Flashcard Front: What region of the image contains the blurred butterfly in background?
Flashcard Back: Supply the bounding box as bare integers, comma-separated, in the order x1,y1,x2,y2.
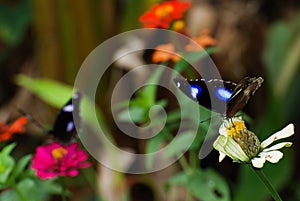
173,76,264,118
0,116,28,142
48,92,82,143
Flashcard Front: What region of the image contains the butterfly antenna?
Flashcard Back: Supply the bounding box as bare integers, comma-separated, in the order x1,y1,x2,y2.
17,108,49,134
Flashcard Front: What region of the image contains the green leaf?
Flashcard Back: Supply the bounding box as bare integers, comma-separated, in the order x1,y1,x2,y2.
146,128,170,169
167,169,230,201
0,157,14,184
0,0,31,46
263,22,293,87
10,154,32,181
163,131,196,158
15,74,74,108
181,48,217,63
0,178,61,201
1,143,16,156
174,47,218,74
137,66,165,106
165,110,181,123
117,106,147,123
0,144,16,184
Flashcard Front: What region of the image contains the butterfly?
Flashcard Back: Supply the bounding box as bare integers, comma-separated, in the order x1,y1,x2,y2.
48,92,82,143
173,76,264,118
0,116,28,142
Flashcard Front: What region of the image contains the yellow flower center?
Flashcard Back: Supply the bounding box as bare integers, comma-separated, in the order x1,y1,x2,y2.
172,20,185,31
52,147,67,160
155,5,174,18
226,121,246,137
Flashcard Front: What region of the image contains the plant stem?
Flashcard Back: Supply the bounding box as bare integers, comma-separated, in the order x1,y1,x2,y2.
189,150,199,172
251,167,283,201
12,183,27,201
60,176,67,201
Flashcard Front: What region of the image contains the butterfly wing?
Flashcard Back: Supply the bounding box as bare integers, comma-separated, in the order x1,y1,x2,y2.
49,92,82,142
226,77,264,118
173,77,237,114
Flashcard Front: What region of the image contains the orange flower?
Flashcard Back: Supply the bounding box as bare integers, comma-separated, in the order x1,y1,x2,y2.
152,43,181,63
0,116,28,141
139,0,191,29
185,29,217,51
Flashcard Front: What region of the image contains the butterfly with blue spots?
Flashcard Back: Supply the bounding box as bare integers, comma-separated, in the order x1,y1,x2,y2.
174,77,263,118
49,92,82,143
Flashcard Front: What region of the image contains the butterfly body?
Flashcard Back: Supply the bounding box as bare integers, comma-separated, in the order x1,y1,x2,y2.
174,77,263,118
49,92,81,143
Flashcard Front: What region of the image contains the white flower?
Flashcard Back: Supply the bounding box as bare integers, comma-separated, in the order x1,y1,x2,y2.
251,124,294,168
213,117,295,168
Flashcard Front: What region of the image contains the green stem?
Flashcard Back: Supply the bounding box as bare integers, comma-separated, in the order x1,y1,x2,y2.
60,176,67,201
178,156,190,172
190,150,199,172
251,167,283,201
12,183,27,201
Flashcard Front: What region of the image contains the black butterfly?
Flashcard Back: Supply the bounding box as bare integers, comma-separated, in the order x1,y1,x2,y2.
48,92,82,142
173,77,264,118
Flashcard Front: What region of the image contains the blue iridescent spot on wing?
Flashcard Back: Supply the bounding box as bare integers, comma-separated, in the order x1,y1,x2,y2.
215,88,233,101
190,84,203,99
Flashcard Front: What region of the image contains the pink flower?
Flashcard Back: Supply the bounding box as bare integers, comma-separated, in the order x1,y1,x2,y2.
31,142,90,179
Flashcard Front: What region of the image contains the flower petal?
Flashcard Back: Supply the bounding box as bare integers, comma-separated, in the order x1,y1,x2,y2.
213,134,249,162
260,150,283,163
261,124,294,148
263,142,292,152
219,152,227,162
251,156,266,168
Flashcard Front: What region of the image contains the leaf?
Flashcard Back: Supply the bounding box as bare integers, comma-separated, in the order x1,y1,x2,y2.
145,128,170,169
0,0,31,47
262,22,293,87
0,178,61,201
117,106,147,123
9,154,32,181
166,110,181,123
15,74,73,108
138,66,165,106
0,144,16,184
167,169,230,201
1,143,16,156
181,48,217,63
163,131,196,158
174,47,218,73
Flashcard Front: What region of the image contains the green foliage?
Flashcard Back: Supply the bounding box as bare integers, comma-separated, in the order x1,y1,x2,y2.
0,0,31,45
0,0,31,61
232,12,300,201
15,74,74,108
163,131,196,158
234,153,293,201
0,178,61,201
0,143,61,201
174,47,218,77
167,169,230,201
16,74,114,143
0,144,16,184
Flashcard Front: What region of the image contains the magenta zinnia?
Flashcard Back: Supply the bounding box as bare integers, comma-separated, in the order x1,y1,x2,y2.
31,142,90,179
